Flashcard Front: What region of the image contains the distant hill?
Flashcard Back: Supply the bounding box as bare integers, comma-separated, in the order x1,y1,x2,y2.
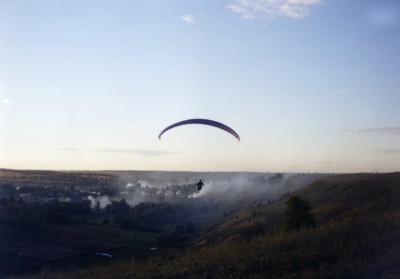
16,172,400,279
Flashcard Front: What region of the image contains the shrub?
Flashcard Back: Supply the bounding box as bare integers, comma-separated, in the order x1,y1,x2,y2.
284,195,315,231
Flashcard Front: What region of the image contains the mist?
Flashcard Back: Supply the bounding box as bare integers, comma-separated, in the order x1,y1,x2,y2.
102,171,325,208
88,195,111,209
188,173,323,204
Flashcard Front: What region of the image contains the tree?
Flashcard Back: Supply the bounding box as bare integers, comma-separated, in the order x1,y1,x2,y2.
105,199,130,214
284,195,315,231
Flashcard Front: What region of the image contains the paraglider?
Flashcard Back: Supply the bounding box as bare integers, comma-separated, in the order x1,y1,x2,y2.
158,118,240,142
197,179,204,191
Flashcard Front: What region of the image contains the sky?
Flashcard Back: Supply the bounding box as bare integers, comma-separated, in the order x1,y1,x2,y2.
1,0,400,173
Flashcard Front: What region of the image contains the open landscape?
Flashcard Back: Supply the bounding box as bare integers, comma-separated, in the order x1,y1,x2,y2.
2,1,400,278
1,169,400,278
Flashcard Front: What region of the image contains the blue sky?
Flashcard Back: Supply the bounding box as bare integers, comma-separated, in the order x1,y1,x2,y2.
1,0,400,172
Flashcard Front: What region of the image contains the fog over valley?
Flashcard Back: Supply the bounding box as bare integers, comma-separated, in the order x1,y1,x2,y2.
86,171,325,209
0,169,324,211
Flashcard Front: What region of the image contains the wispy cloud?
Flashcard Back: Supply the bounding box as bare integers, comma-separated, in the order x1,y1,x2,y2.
375,149,400,155
95,147,181,156
228,0,321,19
180,14,196,23
345,127,400,135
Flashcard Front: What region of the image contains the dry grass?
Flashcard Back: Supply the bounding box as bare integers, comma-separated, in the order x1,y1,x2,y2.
7,172,400,279
11,211,400,279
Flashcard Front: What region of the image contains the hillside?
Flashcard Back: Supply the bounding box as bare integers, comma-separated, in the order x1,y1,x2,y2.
8,172,400,279
193,172,400,246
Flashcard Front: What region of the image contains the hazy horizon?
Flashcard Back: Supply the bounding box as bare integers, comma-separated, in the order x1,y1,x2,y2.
1,0,400,173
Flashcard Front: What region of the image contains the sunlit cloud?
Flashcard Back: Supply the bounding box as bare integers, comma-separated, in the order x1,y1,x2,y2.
2,98,12,104
180,14,196,23
95,147,181,156
228,0,321,19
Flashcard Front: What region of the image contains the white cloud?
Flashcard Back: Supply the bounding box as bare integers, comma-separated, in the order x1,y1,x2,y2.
180,14,196,23
228,0,321,19
2,98,12,104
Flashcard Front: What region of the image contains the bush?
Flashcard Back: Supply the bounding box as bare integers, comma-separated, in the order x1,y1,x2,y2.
284,195,315,231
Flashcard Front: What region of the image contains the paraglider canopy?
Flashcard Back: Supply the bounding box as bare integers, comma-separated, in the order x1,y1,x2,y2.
158,118,240,142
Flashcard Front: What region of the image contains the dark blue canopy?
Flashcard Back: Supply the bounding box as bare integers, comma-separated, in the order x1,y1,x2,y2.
158,118,240,142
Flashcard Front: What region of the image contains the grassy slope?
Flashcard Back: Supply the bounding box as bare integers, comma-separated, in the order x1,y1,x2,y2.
193,172,400,245
7,172,400,279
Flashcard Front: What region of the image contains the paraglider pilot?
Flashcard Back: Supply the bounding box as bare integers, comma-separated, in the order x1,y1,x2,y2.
197,179,204,191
